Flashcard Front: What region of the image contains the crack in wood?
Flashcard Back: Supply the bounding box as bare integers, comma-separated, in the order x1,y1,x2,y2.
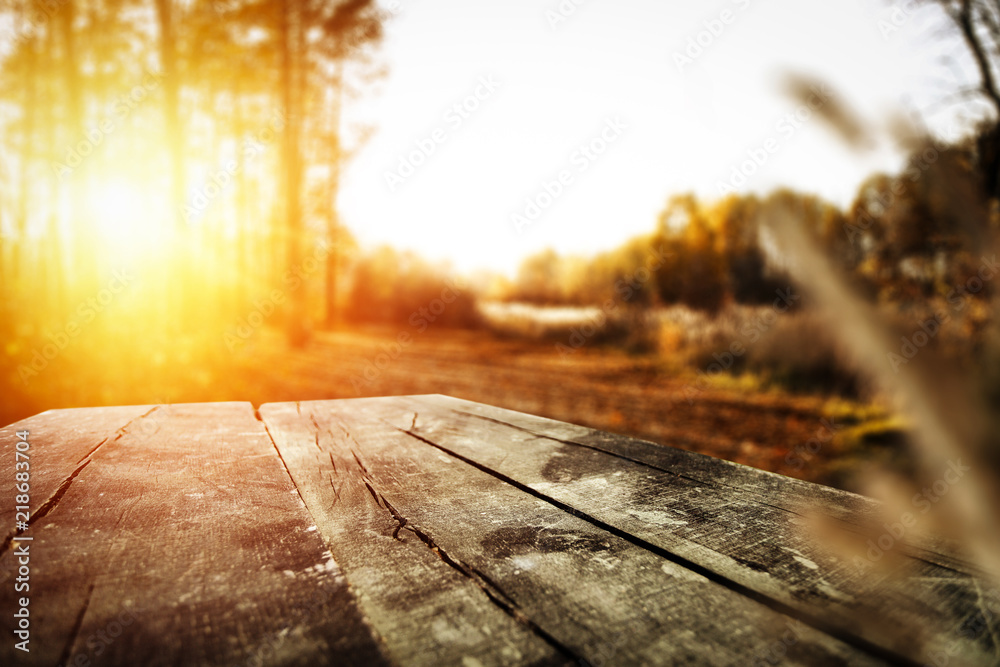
56,582,94,667
73,406,160,465
355,464,584,665
327,473,342,509
76,436,110,465
445,407,914,539
254,406,395,665
254,407,310,512
451,408,746,494
31,458,94,527
361,480,381,507
308,413,323,452
393,425,923,667
0,405,166,558
444,405,982,578
0,455,97,560
351,450,371,476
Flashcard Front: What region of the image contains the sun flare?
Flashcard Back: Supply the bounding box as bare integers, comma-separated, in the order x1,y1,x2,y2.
86,179,171,256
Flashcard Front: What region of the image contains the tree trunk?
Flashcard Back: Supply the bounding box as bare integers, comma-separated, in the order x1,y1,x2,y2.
234,73,251,313
281,0,308,347
953,0,1000,199
153,0,185,329
325,64,343,328
59,0,87,300
14,29,36,296
45,14,65,316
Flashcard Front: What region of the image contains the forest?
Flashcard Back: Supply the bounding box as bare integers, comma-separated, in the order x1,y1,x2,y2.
0,0,384,350
1,0,999,509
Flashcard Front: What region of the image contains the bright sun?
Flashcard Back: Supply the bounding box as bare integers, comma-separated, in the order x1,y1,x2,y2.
87,180,171,255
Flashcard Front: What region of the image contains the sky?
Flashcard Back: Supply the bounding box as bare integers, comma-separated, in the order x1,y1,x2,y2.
337,0,977,276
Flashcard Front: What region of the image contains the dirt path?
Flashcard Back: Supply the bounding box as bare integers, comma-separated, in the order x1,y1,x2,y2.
231,327,873,489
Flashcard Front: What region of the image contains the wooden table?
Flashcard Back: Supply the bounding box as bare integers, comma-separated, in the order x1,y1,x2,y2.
0,396,995,666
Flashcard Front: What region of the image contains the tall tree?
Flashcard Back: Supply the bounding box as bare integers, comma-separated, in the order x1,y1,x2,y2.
15,28,37,296
153,0,188,328
280,0,384,342
926,0,1000,197
59,0,86,300
279,0,307,346
317,0,384,326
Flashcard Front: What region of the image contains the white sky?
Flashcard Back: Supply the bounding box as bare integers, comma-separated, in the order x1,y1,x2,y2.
338,0,981,276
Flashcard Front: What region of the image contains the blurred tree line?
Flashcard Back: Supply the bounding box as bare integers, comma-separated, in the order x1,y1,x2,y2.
342,245,481,329
501,191,805,312
500,135,997,315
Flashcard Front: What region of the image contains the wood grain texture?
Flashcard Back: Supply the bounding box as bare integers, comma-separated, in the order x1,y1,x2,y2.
262,398,884,666
260,401,568,667
377,394,996,667
3,396,995,666
0,402,390,667
0,405,157,570
410,394,975,574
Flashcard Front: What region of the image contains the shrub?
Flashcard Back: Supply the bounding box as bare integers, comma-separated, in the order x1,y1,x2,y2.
744,314,867,398
343,247,482,330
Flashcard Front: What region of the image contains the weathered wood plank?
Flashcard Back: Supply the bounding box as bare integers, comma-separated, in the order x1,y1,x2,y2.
0,402,390,667
0,404,158,573
370,394,994,667
259,401,566,667
412,394,974,574
270,398,885,666
413,395,878,519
